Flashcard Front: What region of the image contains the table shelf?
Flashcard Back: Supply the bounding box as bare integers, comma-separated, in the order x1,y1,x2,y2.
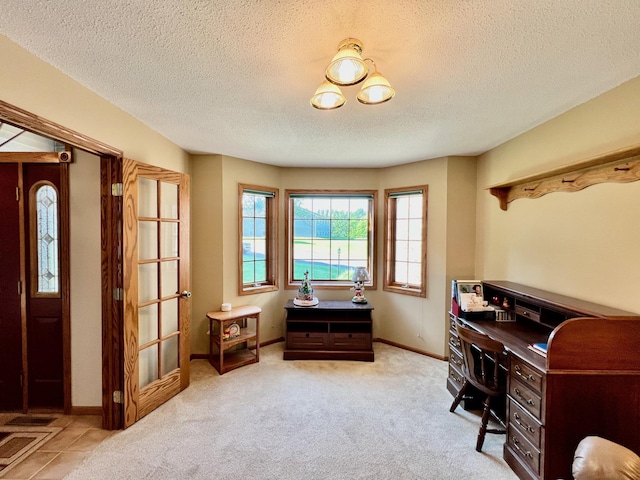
206,305,261,375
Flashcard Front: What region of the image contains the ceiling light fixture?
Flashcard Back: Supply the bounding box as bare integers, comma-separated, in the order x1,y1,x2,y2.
310,38,395,110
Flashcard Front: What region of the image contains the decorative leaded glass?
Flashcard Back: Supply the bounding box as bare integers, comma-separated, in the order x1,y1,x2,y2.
35,184,59,293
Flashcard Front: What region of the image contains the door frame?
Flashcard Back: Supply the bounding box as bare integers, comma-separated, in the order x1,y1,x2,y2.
0,99,125,428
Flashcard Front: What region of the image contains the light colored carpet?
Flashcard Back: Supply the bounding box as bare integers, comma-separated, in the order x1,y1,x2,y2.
65,343,518,480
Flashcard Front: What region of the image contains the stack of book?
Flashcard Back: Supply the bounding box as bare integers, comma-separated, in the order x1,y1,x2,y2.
527,342,548,356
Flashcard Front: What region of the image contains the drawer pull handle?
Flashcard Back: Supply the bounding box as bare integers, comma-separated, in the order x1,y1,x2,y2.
514,388,536,407
305,333,310,337
514,365,536,382
522,311,529,316
512,438,533,458
513,413,535,433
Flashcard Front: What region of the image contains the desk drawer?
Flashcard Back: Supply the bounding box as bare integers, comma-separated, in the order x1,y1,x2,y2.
448,365,464,389
507,424,541,475
329,333,370,350
449,346,463,370
508,397,542,448
449,333,461,351
287,332,328,349
510,378,542,420
514,304,540,323
510,357,544,395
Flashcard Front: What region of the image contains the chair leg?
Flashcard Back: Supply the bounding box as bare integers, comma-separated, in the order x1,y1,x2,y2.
449,380,468,413
476,395,492,452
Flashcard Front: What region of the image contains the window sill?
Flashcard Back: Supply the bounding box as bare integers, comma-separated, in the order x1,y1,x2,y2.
383,285,425,298
239,284,278,296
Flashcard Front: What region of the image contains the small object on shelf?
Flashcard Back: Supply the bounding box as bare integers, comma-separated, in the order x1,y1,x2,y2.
293,270,318,306
223,323,241,341
351,267,370,304
495,308,516,322
502,298,511,309
221,302,232,312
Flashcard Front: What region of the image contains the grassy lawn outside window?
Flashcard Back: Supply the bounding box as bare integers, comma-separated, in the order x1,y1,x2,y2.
239,184,278,295
285,190,376,289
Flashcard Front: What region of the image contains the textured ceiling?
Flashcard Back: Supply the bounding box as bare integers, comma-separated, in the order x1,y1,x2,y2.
2,1,640,168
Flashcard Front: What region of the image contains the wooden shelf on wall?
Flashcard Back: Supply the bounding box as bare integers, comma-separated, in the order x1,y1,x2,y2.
488,143,640,210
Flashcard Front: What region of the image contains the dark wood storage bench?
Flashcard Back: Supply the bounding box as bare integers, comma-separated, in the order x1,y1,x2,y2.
283,300,374,361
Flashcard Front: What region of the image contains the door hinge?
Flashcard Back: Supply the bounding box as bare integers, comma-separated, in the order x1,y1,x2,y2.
113,288,123,301
16,186,20,202
17,280,22,295
113,390,124,404
111,183,123,197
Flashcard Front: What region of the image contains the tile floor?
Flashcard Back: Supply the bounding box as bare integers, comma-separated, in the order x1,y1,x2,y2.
0,414,113,480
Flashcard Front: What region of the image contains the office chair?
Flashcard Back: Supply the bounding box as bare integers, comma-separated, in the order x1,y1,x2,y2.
449,323,507,452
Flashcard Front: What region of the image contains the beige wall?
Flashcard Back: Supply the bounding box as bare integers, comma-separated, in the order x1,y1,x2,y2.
69,150,102,406
190,157,469,358
476,75,640,313
0,35,189,172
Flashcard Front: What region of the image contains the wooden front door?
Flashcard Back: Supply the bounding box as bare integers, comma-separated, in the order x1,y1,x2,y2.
0,161,67,410
122,159,190,428
0,164,23,410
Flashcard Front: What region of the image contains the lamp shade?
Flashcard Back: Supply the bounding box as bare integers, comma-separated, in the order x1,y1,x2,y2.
325,38,368,86
310,80,346,110
356,71,395,105
352,267,370,282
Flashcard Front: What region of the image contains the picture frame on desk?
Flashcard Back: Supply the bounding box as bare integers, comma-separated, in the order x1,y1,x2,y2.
456,280,483,299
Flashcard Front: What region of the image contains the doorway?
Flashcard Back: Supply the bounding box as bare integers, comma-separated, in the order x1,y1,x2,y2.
0,160,68,410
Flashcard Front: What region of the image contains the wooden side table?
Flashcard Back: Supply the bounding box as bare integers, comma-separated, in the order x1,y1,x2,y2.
206,305,261,374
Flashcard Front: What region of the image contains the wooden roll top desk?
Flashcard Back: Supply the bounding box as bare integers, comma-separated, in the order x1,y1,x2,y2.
447,281,640,480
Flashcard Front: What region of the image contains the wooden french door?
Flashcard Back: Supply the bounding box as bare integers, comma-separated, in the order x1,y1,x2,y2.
122,159,190,428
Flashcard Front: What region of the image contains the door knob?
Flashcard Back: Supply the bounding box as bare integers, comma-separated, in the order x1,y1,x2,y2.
181,290,192,298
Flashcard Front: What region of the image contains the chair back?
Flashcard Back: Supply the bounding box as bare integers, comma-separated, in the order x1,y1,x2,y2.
455,324,507,397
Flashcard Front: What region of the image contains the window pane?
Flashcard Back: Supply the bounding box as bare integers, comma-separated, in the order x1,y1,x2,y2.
409,194,423,217
138,178,157,218
160,182,178,219
138,263,158,303
161,335,179,376
161,298,179,336
35,185,59,293
139,304,158,345
289,193,373,283
408,263,422,285
161,260,178,297
139,344,158,388
240,187,277,290
139,221,158,260
385,188,427,295
408,240,422,263
161,222,178,258
396,219,409,241
396,197,409,218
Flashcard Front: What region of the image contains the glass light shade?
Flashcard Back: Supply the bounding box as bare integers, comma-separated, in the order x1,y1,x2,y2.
352,267,370,282
356,72,395,105
325,41,368,86
310,80,346,110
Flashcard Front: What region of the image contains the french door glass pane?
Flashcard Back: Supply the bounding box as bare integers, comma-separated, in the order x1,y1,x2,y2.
161,222,178,258
139,344,158,388
138,304,159,345
161,261,178,297
138,221,158,260
161,298,179,337
160,182,178,219
138,178,157,218
138,263,158,303
161,336,179,376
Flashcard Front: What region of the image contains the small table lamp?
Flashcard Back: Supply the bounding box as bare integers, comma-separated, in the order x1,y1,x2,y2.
351,267,370,303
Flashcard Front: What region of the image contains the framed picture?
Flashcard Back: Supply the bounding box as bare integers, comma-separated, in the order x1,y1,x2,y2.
456,280,483,299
